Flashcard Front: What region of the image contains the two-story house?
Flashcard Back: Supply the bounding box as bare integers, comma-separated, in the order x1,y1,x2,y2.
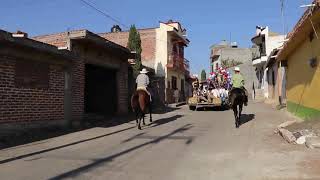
251,26,285,98
100,20,190,104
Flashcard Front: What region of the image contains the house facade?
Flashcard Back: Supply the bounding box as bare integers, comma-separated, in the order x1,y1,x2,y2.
0,30,75,132
251,26,285,98
277,1,320,119
0,29,133,135
210,41,258,96
34,30,133,122
99,21,191,104
264,48,286,105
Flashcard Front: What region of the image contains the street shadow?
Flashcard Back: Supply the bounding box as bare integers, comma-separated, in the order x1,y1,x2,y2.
152,106,180,114
49,124,193,180
239,114,255,126
0,114,137,150
150,115,184,128
0,125,137,165
87,113,136,128
195,106,230,112
121,131,194,145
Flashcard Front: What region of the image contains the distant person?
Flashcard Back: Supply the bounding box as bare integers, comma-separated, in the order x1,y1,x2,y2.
231,67,248,106
136,68,151,101
173,88,179,103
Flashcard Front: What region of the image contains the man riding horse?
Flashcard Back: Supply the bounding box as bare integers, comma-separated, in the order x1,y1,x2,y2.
131,68,152,130
230,67,248,106
229,67,249,128
136,68,152,101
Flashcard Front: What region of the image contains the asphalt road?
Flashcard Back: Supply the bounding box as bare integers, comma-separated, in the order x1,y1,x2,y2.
0,102,319,180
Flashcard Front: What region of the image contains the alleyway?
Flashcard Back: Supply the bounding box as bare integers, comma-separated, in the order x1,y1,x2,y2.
0,102,319,180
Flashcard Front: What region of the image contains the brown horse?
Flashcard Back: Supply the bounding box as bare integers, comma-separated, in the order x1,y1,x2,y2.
131,90,152,130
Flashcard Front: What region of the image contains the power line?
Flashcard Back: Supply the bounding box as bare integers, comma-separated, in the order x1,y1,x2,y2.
78,0,128,28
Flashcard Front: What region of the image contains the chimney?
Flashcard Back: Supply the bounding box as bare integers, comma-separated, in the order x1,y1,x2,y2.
12,30,28,38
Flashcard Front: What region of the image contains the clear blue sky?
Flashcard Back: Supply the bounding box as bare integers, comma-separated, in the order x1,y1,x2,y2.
0,0,311,74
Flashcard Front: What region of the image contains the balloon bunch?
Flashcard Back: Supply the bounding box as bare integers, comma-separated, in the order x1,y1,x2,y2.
208,67,232,89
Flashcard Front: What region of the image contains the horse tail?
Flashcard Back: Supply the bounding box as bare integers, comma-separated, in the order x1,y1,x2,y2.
138,91,148,113
131,91,140,112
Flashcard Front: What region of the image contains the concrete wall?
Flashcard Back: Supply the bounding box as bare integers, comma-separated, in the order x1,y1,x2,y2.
219,48,253,64
155,24,170,77
211,46,258,97
285,28,320,119
228,60,258,97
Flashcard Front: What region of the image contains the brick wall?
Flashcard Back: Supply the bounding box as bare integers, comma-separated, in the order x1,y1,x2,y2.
71,58,85,121
72,44,128,115
0,56,65,124
99,28,157,67
33,31,130,117
117,61,129,114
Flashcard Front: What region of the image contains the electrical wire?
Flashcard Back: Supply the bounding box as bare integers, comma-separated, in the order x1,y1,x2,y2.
78,0,128,28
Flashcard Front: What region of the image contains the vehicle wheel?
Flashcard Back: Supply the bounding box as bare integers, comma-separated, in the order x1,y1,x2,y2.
189,106,196,111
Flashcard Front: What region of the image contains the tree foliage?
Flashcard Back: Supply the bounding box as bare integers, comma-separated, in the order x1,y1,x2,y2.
200,69,206,82
127,25,142,77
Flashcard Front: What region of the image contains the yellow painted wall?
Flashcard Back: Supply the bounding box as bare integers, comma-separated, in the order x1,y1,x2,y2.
286,29,320,111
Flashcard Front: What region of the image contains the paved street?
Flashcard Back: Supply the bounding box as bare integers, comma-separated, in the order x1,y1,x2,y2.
0,102,319,180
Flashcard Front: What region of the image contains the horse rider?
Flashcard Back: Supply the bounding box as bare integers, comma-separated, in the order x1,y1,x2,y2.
231,67,248,106
136,68,152,101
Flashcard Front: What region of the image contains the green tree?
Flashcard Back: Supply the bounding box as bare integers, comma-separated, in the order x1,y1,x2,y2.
200,69,206,82
127,25,142,77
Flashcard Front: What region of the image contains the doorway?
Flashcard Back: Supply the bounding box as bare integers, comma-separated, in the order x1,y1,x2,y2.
85,64,117,116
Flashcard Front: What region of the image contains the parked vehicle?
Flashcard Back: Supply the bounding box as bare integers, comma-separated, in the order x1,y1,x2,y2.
188,81,229,111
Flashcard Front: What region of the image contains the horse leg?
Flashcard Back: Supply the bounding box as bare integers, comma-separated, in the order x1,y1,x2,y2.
142,113,146,126
149,103,153,123
135,112,139,125
138,115,142,130
136,111,142,130
238,104,243,126
233,106,239,128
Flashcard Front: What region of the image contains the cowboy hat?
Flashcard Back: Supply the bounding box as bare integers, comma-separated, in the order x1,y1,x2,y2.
140,68,149,74
234,67,240,71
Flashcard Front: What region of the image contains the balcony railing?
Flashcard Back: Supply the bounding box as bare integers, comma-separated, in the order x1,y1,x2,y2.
167,54,190,73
